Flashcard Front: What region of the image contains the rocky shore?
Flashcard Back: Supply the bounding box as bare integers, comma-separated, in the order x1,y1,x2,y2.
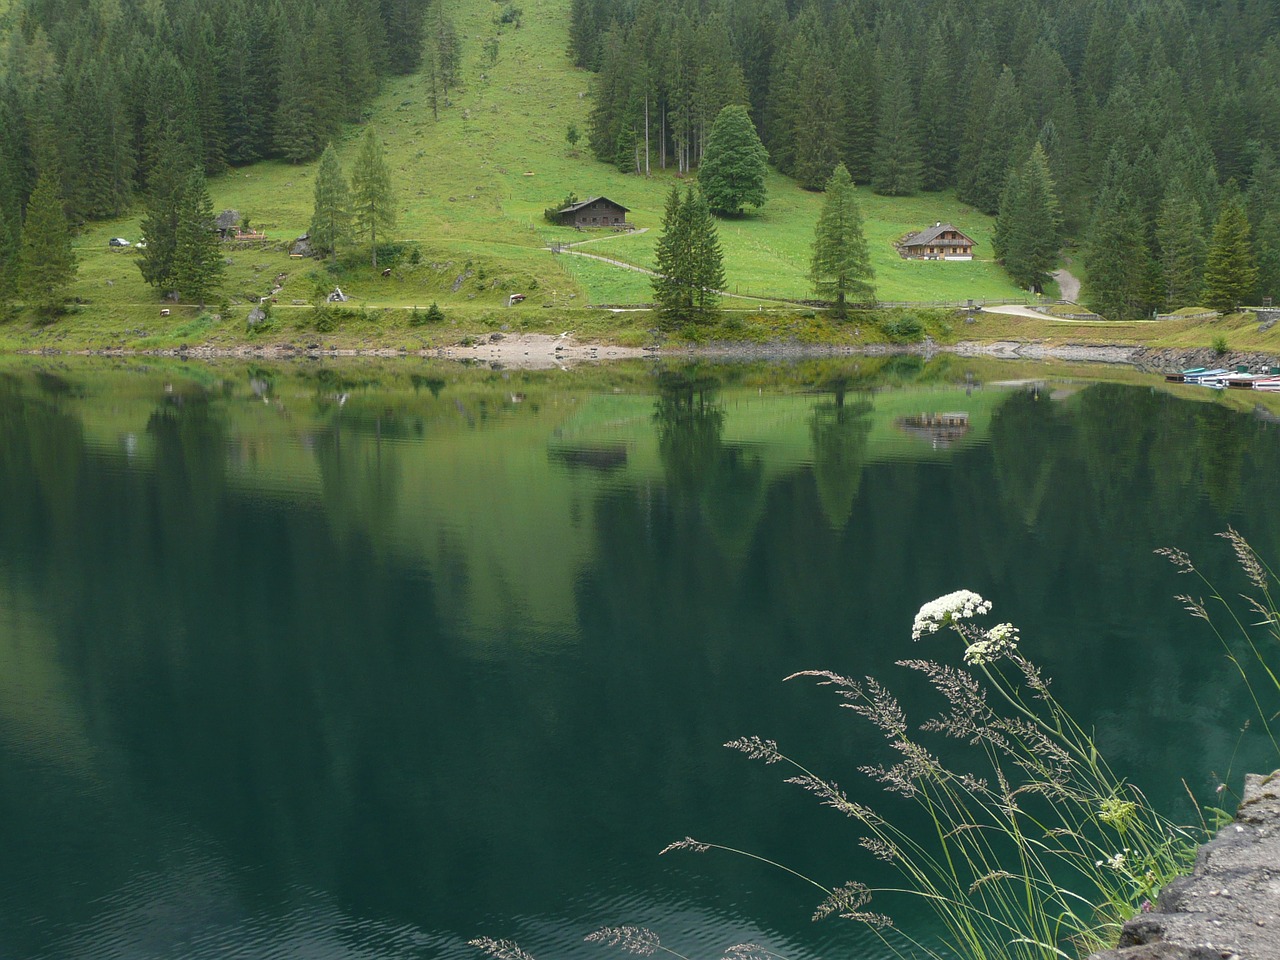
1088,772,1280,960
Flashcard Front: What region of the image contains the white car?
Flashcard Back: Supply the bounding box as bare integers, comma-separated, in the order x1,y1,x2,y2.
108,237,130,247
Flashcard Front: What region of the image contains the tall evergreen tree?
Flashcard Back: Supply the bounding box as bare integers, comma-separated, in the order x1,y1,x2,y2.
1202,193,1259,313
310,143,352,260
653,185,724,326
871,50,922,196
994,143,1062,293
1247,148,1280,304
809,163,875,316
17,169,76,317
171,169,225,306
1155,183,1205,310
137,127,194,294
350,126,396,268
652,186,690,325
698,105,769,216
1085,188,1157,320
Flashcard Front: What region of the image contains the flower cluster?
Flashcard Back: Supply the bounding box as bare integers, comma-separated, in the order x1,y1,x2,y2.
911,590,993,641
963,622,1020,665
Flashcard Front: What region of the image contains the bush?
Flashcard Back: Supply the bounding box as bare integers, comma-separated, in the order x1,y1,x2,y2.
1212,334,1229,355
410,302,445,327
882,312,924,343
545,191,578,225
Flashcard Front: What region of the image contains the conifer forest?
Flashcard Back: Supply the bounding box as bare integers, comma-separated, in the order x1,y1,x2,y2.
1,0,1280,318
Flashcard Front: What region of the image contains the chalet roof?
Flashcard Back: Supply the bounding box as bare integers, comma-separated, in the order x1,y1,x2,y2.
903,223,976,247
559,196,630,214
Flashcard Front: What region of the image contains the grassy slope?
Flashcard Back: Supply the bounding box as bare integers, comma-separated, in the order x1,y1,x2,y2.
4,0,1276,358
5,0,1039,348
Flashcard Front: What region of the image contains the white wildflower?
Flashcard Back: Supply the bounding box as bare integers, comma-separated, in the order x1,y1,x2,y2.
1095,850,1128,871
965,622,1020,663
912,590,993,641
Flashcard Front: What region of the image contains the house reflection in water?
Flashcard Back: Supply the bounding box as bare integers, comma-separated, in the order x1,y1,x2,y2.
894,411,971,448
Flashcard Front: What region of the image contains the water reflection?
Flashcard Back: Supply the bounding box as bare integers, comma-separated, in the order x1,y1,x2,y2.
0,358,1279,960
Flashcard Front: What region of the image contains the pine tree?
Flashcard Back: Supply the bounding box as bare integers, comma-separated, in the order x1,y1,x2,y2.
790,58,846,191
18,170,76,317
171,170,225,307
1202,193,1259,313
809,163,875,317
698,105,769,216
309,143,352,260
1156,184,1205,310
994,143,1062,293
350,126,396,268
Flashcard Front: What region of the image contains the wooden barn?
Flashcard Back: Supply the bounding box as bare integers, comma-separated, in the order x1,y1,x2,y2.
556,196,629,228
900,223,976,260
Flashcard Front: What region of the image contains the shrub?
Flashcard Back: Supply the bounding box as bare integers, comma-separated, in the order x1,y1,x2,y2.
410,302,445,327
1212,334,1229,355
545,192,578,225
882,312,924,343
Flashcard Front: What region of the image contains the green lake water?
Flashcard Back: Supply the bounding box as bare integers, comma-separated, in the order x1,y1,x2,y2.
1,355,1279,960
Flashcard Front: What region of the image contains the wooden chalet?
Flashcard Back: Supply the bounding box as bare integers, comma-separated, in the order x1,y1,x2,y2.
557,196,629,228
900,223,976,260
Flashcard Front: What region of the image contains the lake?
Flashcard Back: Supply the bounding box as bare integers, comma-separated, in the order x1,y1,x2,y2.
1,355,1278,960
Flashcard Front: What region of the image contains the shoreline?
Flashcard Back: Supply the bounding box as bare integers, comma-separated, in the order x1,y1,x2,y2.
11,334,1279,374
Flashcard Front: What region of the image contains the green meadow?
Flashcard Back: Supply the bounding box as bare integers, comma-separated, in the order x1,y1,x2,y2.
18,0,1050,351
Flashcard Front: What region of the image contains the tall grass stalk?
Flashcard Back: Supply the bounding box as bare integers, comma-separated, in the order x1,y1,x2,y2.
703,591,1200,960
1158,528,1280,761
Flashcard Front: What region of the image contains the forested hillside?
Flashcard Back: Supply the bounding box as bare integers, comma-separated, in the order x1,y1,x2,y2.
574,0,1280,315
2,0,1279,322
0,0,447,298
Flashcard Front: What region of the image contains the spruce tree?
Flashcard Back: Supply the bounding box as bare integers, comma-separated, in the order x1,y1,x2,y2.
994,144,1062,293
698,105,769,216
685,186,725,318
1202,193,1259,314
138,127,194,295
309,143,352,260
1247,148,1280,304
871,51,922,196
809,163,875,317
652,185,724,326
18,170,76,317
1085,189,1153,320
653,185,690,325
1155,184,1205,310
171,170,225,307
350,126,396,268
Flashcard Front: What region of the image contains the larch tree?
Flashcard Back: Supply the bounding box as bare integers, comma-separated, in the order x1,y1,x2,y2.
697,104,769,216
349,126,396,269
309,143,352,260
1201,193,1259,313
18,170,76,317
809,162,875,317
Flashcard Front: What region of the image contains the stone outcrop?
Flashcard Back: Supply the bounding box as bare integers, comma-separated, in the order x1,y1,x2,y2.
1089,771,1280,960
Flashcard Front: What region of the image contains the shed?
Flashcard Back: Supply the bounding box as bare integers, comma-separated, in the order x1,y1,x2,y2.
215,209,242,238
556,196,629,228
900,223,976,260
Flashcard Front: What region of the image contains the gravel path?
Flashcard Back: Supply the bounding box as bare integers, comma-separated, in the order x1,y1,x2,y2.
1053,266,1081,302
